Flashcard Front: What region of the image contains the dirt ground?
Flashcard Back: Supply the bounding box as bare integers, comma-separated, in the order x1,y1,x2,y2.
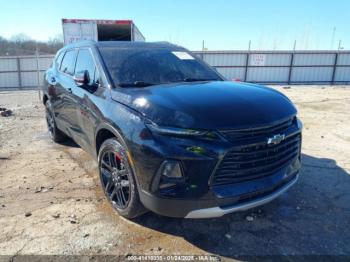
0,86,350,260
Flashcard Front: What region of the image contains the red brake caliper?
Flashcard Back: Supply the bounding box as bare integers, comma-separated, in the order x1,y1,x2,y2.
115,152,122,162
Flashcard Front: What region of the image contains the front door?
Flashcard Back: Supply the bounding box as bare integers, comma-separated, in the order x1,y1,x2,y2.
72,48,102,153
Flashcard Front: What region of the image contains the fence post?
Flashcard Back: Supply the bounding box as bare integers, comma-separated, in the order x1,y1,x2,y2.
16,57,22,89
331,52,338,85
288,52,294,85
244,52,249,82
36,51,41,100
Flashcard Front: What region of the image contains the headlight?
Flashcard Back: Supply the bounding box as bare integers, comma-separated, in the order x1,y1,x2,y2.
145,122,208,137
297,117,303,130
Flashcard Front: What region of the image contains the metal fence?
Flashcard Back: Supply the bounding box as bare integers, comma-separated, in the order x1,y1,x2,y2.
194,50,350,85
1,51,350,89
0,55,53,89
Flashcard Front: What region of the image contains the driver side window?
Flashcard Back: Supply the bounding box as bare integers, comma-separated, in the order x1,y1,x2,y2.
75,48,99,88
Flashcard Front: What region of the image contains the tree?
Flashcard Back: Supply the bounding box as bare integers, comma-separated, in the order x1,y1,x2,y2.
10,33,32,44
0,33,63,56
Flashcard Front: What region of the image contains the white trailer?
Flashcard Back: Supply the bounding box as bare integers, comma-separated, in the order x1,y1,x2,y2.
62,19,145,45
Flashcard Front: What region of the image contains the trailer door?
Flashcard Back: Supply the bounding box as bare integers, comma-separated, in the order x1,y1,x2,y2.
63,21,98,45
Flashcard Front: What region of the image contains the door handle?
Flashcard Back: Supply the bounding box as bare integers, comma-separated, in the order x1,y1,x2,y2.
67,87,73,93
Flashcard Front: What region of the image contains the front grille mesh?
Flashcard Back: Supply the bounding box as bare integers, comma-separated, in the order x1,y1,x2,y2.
212,121,301,186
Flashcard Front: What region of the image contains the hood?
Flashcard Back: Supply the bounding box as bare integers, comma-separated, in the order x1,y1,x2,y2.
110,81,297,130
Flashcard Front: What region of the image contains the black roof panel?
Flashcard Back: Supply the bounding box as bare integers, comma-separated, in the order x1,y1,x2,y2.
61,41,184,50
96,41,180,49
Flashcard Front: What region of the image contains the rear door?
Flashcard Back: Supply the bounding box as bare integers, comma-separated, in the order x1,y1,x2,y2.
54,49,80,137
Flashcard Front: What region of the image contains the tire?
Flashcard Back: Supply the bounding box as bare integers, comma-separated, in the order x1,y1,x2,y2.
98,137,146,219
45,100,67,143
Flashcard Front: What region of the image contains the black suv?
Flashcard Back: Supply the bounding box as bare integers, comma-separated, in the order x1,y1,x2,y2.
43,41,302,219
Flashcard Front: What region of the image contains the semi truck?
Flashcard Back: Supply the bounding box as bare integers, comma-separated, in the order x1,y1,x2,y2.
62,18,145,45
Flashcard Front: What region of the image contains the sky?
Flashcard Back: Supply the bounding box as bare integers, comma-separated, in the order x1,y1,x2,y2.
0,0,349,50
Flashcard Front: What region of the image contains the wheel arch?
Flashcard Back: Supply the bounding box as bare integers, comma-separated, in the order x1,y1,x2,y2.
95,123,131,163
95,122,141,190
43,94,49,105
95,125,118,156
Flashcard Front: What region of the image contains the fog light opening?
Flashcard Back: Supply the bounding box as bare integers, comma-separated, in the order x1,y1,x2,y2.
157,160,184,190
162,160,183,178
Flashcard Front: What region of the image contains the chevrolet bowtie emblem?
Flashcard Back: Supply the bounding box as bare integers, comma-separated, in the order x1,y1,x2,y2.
267,134,285,145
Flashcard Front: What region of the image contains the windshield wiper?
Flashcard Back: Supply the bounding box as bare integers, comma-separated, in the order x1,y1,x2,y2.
118,81,155,87
182,78,218,82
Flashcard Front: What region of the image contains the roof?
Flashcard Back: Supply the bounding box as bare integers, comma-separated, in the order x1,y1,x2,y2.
61,41,185,51
62,19,132,25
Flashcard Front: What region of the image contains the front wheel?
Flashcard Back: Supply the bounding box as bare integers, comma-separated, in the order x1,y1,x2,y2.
98,138,146,219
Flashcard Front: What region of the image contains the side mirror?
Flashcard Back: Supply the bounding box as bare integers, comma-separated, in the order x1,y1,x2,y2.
73,70,90,86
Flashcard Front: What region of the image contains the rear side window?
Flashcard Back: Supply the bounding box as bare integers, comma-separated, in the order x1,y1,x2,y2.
60,50,77,75
75,49,96,85
55,51,65,69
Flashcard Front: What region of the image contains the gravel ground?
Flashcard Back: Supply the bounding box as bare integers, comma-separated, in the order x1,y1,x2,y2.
0,86,350,260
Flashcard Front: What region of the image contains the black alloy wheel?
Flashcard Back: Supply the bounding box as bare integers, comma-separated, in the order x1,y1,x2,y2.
98,138,146,218
100,150,131,209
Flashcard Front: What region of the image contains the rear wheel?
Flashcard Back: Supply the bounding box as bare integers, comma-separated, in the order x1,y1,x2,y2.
45,100,67,143
98,138,146,218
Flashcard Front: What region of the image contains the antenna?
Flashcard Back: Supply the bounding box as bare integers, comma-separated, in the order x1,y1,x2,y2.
330,27,336,50
338,40,343,50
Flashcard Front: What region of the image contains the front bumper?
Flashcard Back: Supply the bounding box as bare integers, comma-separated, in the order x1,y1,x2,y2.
185,174,298,218
132,117,302,218
139,167,299,218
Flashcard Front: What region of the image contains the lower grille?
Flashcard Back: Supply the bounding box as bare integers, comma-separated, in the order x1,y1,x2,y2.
211,133,301,186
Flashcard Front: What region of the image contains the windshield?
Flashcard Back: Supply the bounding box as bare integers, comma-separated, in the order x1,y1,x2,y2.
100,47,223,87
